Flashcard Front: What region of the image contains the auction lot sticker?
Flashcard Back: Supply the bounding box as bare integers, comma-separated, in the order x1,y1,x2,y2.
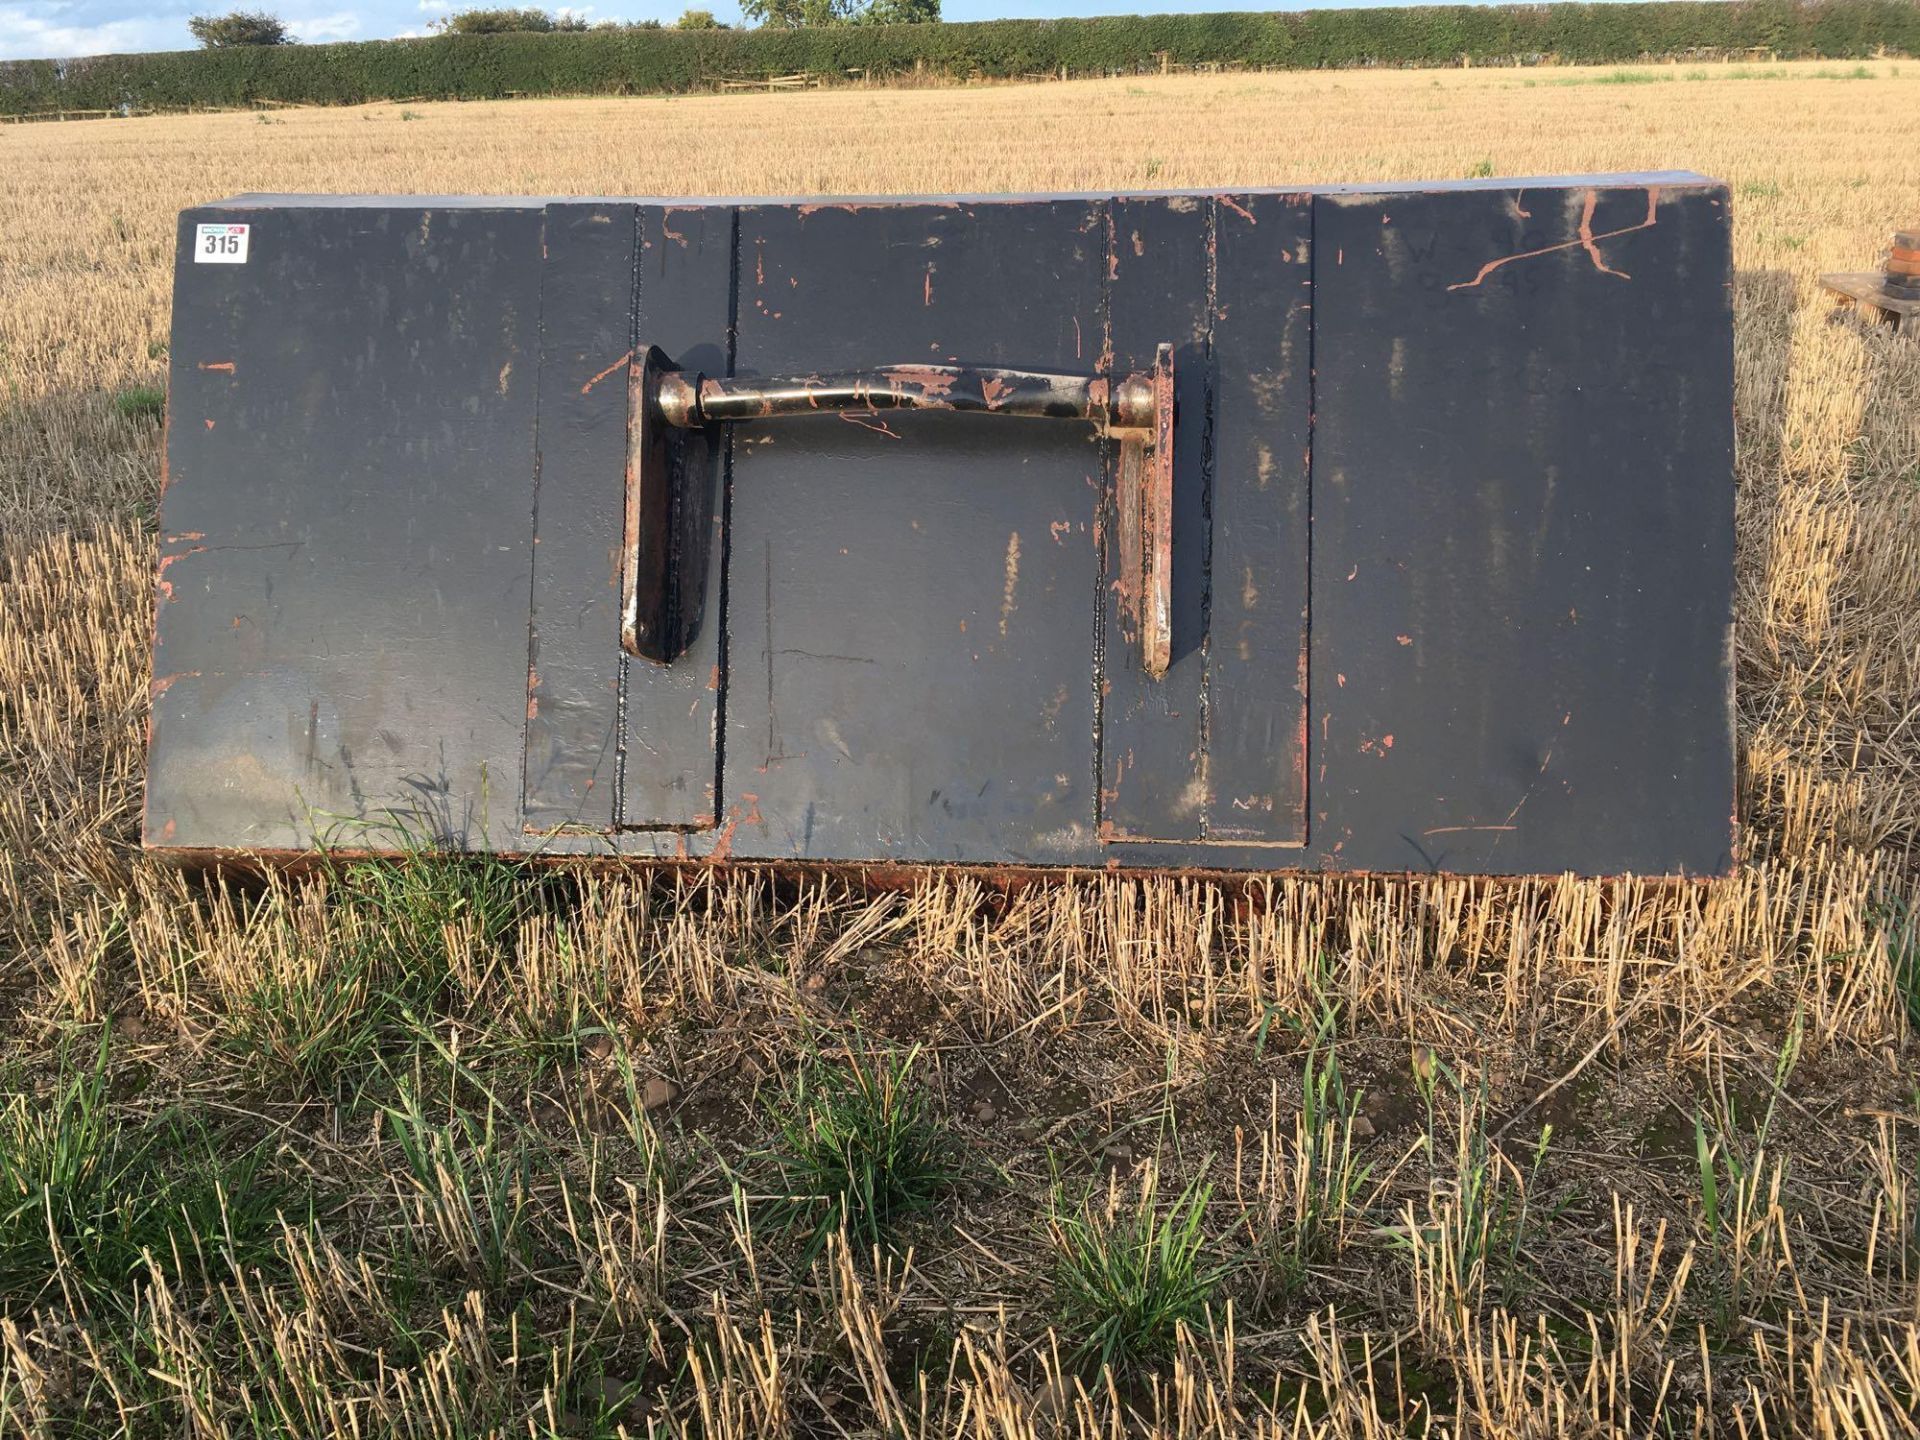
194,223,250,264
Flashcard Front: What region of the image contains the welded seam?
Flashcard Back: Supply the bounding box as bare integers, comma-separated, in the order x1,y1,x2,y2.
710,205,740,837
518,209,548,841
1091,198,1112,836
613,205,641,829
1197,196,1218,838
1302,195,1316,852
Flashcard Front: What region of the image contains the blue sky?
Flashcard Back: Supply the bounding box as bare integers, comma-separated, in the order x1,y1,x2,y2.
2,0,1468,62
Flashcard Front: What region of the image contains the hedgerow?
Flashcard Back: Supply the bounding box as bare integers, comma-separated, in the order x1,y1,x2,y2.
2,0,1915,116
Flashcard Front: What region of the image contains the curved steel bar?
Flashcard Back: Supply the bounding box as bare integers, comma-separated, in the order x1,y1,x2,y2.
662,364,1116,427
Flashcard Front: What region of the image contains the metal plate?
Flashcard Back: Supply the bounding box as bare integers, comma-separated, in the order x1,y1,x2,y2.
720,200,1105,863
1303,181,1735,875
145,174,1736,876
149,202,541,852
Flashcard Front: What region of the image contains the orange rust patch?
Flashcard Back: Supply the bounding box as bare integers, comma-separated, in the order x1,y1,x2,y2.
796,201,958,218
1448,186,1660,292
980,375,1015,409
880,365,959,398
156,546,204,576
839,412,900,439
581,350,633,396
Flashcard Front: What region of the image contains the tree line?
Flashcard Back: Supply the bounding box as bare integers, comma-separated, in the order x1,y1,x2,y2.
186,0,937,46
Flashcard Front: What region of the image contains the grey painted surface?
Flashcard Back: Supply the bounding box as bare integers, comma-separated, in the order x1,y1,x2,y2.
146,175,1736,876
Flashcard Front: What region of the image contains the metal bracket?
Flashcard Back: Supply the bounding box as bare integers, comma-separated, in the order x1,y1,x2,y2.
621,344,683,662
1108,343,1174,680
624,343,1175,674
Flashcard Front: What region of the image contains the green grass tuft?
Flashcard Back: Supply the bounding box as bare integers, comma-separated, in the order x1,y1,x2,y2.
1050,1166,1231,1374
1878,894,1919,1028
0,1035,291,1317
113,385,164,424
382,1083,534,1291
220,841,533,1101
761,1040,957,1258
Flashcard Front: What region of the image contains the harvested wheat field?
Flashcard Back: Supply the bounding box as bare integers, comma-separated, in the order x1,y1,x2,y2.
3,58,1920,1437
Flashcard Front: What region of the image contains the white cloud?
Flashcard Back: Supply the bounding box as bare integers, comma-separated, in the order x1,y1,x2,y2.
0,4,189,57
415,0,447,12
287,7,358,38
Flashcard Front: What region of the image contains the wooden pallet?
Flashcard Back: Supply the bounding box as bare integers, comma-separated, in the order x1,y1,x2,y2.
1820,271,1920,331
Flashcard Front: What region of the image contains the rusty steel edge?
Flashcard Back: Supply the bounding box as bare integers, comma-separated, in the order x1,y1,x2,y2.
143,845,1727,893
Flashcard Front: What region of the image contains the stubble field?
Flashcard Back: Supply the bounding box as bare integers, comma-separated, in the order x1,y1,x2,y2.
2,60,1919,1437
